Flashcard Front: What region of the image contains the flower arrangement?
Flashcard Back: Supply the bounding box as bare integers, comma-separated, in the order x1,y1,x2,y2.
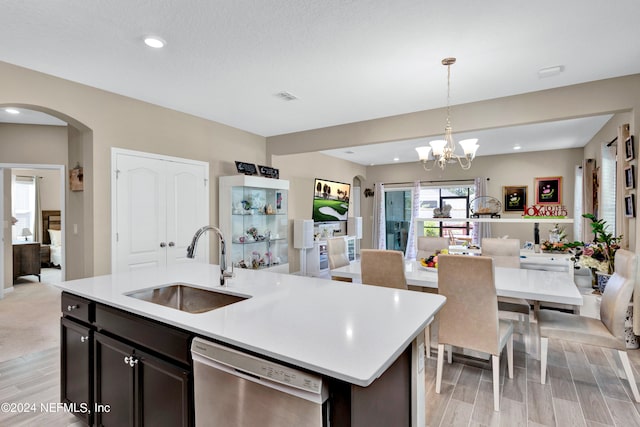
574,213,622,275
540,240,573,253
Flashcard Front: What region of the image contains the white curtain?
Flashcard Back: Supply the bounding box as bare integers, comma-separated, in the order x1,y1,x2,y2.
580,159,595,242
472,177,491,245
33,176,42,243
573,164,583,242
372,182,386,249
405,181,420,259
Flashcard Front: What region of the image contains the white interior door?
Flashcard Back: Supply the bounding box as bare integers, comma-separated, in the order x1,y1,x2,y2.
115,154,166,272
165,160,208,266
113,150,209,273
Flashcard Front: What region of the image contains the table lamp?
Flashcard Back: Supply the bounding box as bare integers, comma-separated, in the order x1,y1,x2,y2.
20,227,32,241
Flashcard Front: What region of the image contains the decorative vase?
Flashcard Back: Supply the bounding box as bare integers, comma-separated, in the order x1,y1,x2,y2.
625,305,640,349
595,271,612,294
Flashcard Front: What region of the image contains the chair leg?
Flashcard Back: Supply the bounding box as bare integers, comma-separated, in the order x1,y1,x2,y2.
435,344,445,394
425,325,431,359
507,334,514,379
447,345,453,364
619,350,640,403
540,337,549,384
492,354,500,411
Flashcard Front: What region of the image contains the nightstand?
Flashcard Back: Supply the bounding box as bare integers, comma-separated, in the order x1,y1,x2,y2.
40,244,51,267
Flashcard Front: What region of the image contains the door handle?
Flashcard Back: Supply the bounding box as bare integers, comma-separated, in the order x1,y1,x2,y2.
80,336,89,343
168,241,175,247
160,242,166,248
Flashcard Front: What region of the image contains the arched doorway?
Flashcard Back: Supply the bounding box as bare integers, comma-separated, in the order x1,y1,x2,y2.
0,104,94,298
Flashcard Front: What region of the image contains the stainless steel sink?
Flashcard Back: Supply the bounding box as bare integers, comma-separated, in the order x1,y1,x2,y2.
126,283,249,313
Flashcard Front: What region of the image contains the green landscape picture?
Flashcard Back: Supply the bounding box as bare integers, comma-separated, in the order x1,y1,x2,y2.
313,179,350,221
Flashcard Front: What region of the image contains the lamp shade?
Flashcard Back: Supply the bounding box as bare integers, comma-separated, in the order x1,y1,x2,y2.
459,139,479,157
429,140,447,156
415,146,432,161
20,228,32,237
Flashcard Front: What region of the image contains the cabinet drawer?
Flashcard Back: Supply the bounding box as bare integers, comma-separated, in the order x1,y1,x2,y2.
95,304,192,366
61,292,94,323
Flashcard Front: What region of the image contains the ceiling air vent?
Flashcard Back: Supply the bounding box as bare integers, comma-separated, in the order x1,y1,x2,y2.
275,91,298,101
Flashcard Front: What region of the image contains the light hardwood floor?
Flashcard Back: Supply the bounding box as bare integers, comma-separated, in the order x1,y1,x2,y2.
3,274,640,426
425,331,640,426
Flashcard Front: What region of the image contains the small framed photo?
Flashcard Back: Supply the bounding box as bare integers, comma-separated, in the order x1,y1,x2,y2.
534,176,562,205
625,136,635,161
503,186,527,212
624,194,635,217
625,165,635,189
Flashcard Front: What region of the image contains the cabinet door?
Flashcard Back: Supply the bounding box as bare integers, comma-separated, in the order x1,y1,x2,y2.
60,317,92,425
95,332,136,427
137,348,191,427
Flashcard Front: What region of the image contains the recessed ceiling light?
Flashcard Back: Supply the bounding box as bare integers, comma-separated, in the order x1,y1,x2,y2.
144,36,166,49
393,157,400,162
4,108,19,114
513,145,522,150
538,65,564,78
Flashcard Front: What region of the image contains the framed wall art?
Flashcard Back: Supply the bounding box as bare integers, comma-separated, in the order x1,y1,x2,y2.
503,185,527,212
534,176,562,205
625,165,635,189
625,136,635,161
625,194,635,217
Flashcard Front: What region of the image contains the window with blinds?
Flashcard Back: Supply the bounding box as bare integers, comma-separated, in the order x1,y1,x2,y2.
600,143,617,233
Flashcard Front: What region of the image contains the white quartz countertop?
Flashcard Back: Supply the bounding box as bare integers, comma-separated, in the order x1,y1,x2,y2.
56,263,446,387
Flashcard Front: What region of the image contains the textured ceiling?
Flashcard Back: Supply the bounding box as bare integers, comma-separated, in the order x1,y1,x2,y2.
1,1,638,163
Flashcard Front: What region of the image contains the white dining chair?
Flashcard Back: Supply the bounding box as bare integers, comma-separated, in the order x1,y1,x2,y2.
482,238,530,338
416,236,449,260
538,248,640,402
327,237,352,282
360,249,407,290
435,254,513,411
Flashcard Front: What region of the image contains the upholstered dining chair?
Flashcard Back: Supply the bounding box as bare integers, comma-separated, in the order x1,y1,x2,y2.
416,236,449,260
538,248,640,402
482,237,530,337
435,254,514,411
327,237,352,282
360,249,407,289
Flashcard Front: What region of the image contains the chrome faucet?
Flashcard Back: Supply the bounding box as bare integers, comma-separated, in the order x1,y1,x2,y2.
187,226,233,286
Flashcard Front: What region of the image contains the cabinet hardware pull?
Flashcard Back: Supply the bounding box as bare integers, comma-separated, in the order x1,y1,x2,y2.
80,336,89,343
160,242,166,248
124,356,138,367
168,241,175,247
67,304,79,311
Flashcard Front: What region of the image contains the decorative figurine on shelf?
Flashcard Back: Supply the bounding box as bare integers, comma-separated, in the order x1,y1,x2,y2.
433,203,452,218
247,226,258,240
251,251,261,269
265,204,274,214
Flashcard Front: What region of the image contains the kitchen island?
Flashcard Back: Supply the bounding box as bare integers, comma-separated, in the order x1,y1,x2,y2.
57,263,445,426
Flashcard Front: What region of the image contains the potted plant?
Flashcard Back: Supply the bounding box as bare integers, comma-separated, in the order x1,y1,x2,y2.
574,213,622,292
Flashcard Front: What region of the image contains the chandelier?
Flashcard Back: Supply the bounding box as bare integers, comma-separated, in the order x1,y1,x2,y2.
415,57,479,171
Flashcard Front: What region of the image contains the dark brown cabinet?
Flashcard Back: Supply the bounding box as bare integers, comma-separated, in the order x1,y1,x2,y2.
94,332,190,427
60,292,193,427
61,317,93,425
13,242,41,281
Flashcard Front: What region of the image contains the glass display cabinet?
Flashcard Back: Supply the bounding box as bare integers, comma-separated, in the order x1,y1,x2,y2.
219,175,289,272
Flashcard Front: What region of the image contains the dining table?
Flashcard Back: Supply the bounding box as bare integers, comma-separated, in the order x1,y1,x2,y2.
330,259,583,310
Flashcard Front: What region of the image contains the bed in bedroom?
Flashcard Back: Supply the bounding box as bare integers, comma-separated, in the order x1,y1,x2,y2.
42,210,62,268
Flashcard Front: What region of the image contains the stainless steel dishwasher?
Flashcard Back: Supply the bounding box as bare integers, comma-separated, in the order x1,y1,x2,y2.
191,337,328,427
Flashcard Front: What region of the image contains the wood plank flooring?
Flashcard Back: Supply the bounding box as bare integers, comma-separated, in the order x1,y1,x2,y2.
0,347,81,427
425,331,640,427
2,277,640,426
